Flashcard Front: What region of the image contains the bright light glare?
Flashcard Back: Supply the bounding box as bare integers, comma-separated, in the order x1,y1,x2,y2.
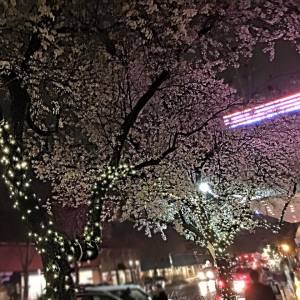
281,244,290,253
206,270,215,279
198,281,208,297
295,277,300,300
24,273,46,299
198,271,206,280
198,182,211,194
233,280,246,294
207,280,216,292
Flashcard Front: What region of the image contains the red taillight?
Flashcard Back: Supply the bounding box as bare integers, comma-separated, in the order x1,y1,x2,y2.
218,279,225,289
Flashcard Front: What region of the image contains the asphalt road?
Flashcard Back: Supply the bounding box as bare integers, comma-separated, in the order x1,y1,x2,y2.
165,280,297,300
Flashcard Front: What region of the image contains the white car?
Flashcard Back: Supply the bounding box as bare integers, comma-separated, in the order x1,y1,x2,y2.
77,284,152,300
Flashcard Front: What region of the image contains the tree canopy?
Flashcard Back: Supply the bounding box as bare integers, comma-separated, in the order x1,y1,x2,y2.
0,0,299,298
0,0,299,208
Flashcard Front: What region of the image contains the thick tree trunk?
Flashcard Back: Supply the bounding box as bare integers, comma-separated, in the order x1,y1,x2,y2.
2,72,132,299
206,244,235,300
1,76,76,299
23,240,30,300
215,254,235,300
23,270,29,300
74,263,80,286
42,254,75,300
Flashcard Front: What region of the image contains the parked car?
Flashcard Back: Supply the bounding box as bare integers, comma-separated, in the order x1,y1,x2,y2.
77,284,151,300
76,290,121,300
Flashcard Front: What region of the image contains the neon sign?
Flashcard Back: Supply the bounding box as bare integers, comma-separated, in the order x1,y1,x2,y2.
223,92,300,128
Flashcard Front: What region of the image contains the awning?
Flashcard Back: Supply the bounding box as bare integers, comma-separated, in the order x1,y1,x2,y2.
0,243,42,272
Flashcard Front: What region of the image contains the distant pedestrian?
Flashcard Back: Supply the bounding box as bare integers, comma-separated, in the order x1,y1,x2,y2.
153,283,168,300
245,269,276,300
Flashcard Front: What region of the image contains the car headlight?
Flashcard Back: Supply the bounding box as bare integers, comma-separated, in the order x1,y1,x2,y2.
198,272,206,280
233,280,246,294
206,270,215,279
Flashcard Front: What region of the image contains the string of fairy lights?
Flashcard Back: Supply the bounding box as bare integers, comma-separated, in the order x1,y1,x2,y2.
182,194,280,254
0,119,289,299
0,120,135,298
180,192,282,299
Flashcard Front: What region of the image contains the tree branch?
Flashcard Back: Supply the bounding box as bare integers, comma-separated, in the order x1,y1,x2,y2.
279,181,297,227
21,32,41,71
5,74,30,140
135,138,176,170
4,5,62,140
135,102,241,170
198,15,220,36
26,108,60,137
111,70,170,166
178,210,201,237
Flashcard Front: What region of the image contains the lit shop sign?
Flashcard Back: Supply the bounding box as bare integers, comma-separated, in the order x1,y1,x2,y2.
223,92,300,128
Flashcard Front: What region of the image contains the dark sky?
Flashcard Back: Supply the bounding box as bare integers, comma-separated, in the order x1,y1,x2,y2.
223,40,300,99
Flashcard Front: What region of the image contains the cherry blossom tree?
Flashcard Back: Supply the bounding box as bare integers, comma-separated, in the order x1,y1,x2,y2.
121,116,299,299
0,0,299,299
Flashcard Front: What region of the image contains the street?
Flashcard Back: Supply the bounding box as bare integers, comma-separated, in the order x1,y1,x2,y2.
165,279,297,300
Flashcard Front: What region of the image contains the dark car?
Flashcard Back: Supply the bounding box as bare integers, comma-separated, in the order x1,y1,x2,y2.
77,284,151,300
76,290,121,300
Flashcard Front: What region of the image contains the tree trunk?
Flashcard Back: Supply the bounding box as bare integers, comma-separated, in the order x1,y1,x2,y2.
75,263,80,286
23,240,30,300
23,270,29,300
206,244,235,300
215,254,235,300
42,253,75,300
1,82,129,299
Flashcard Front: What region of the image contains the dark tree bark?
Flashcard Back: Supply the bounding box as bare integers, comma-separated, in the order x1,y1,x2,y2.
4,75,29,140
42,252,75,300
111,70,170,166
23,239,30,300
215,253,235,300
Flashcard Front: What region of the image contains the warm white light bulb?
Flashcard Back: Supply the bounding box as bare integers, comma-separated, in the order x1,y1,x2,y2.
198,182,211,194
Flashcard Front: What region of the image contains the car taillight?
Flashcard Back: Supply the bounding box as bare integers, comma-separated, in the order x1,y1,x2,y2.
218,279,225,289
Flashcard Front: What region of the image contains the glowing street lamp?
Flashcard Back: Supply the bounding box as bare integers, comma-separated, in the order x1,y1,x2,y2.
198,182,212,194
280,243,290,253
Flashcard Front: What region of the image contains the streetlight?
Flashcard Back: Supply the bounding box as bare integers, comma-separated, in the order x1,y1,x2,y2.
281,243,290,254
198,182,219,198
279,243,294,273
198,182,211,194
